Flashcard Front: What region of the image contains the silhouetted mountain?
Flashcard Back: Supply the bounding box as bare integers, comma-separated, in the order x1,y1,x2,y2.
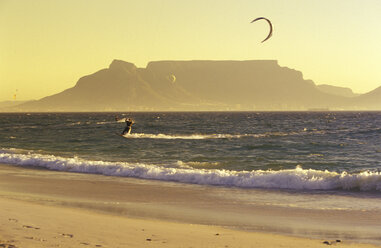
0,100,32,110
353,86,381,110
317,84,359,98
11,60,202,111
145,60,356,110
3,59,381,112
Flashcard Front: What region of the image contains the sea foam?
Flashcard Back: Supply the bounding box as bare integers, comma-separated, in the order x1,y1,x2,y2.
1,149,381,191
120,129,326,139
122,133,250,139
122,132,288,139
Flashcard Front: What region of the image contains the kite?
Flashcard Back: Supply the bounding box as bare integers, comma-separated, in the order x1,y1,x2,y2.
167,74,176,83
251,17,273,43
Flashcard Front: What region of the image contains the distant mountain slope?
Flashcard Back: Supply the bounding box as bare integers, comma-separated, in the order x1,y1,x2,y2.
317,84,359,98
3,59,380,112
353,86,381,110
0,100,32,110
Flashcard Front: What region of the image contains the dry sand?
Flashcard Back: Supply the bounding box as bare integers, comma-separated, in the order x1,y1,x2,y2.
0,163,379,248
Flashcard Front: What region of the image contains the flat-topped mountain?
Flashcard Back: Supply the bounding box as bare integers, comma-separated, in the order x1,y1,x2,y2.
3,59,381,111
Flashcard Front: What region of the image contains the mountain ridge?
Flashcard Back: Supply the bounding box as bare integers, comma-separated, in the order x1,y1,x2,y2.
2,59,381,112
317,84,360,98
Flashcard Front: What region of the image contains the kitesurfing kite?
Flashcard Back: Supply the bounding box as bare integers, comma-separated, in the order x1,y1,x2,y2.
251,17,273,43
167,74,176,84
170,74,176,83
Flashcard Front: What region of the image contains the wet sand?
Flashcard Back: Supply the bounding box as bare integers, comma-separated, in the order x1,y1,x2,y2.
0,163,380,248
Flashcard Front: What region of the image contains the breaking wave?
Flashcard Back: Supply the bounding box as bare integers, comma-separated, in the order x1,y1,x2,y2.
1,149,381,192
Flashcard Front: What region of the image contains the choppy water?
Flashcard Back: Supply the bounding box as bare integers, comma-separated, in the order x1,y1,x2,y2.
1,112,381,192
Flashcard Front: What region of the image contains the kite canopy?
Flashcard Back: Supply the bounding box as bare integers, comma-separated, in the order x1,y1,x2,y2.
251,17,273,43
167,74,176,83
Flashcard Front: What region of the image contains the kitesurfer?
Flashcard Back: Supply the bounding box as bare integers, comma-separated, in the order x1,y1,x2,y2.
122,118,134,135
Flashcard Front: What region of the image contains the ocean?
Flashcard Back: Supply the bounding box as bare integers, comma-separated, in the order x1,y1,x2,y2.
1,112,381,192
2,111,381,243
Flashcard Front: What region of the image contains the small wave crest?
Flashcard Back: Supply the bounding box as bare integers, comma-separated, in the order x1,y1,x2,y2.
96,121,114,125
117,118,127,123
124,133,230,139
177,161,221,169
122,129,326,140
1,150,381,192
66,121,82,126
124,133,267,139
97,118,128,125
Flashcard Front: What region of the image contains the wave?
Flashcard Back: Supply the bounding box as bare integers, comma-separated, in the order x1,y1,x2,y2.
96,121,114,125
122,132,294,139
67,121,82,126
97,118,128,125
1,149,381,192
122,133,251,139
176,160,221,169
116,118,127,123
65,121,91,126
121,129,327,140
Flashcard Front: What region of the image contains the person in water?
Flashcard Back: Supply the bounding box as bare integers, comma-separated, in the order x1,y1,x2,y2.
122,118,134,135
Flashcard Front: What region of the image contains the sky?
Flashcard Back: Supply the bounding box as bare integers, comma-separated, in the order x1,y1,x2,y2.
1,0,381,101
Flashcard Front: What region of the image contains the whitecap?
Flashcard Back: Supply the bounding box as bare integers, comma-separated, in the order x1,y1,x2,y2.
1,149,381,192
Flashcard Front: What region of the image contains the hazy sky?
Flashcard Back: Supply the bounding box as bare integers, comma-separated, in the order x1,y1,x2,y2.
1,0,381,101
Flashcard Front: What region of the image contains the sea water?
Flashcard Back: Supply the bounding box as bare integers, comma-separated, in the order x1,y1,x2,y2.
1,112,381,192
1,112,381,243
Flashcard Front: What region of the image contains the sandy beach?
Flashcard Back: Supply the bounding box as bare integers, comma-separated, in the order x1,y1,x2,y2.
0,163,380,248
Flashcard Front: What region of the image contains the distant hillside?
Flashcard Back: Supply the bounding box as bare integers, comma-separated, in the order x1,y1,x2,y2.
3,59,380,112
0,100,32,110
353,86,381,110
317,84,360,98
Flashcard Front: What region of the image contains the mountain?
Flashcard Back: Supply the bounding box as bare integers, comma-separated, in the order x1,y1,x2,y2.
10,60,202,112
353,86,381,110
144,60,352,110
3,59,380,112
0,100,32,109
317,84,360,98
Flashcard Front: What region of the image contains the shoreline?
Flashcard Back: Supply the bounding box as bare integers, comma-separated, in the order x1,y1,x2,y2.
1,163,380,247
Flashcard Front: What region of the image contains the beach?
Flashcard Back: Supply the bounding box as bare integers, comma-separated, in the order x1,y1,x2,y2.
3,0,381,246
1,163,379,248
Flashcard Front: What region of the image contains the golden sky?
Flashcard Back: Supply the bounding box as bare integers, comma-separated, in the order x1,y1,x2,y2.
1,0,381,101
